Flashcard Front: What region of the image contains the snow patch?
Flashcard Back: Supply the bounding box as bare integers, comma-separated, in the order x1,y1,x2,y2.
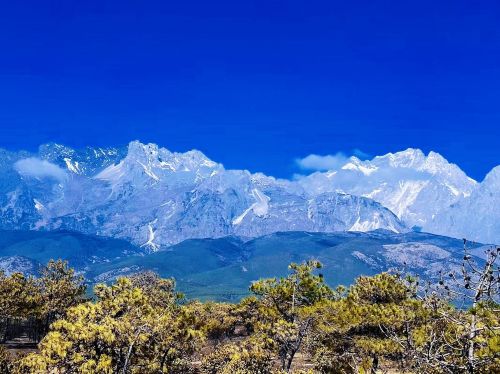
94,161,126,182
64,158,81,174
232,189,270,225
33,199,45,211
137,160,160,181
140,220,160,252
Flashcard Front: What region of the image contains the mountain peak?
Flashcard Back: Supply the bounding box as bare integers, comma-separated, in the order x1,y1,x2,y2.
127,140,164,157
0,141,498,245
483,165,500,185
382,148,426,168
341,156,378,175
37,143,125,176
126,141,217,167
426,150,448,165
96,140,223,186
398,147,425,156
39,142,76,159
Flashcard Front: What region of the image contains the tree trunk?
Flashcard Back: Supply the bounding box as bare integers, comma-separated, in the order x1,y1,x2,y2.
467,313,476,374
371,354,379,374
160,349,170,373
122,341,135,374
286,350,296,372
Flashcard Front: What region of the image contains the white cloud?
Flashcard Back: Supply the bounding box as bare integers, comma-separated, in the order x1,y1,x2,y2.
295,152,350,171
295,149,372,172
14,158,67,182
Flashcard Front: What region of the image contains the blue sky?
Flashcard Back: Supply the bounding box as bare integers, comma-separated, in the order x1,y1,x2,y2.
0,1,498,181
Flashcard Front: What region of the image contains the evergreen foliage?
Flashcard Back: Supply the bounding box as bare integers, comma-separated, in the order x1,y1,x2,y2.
0,246,498,373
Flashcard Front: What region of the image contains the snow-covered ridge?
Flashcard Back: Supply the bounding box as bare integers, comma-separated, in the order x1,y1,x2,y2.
298,148,500,242
0,142,498,246
0,141,406,249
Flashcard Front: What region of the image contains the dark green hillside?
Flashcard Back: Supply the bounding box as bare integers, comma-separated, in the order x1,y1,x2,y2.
0,229,486,301
0,229,143,271
86,236,247,281
86,230,484,301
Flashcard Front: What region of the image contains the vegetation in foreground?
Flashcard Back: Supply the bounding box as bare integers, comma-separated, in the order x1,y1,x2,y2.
0,242,498,374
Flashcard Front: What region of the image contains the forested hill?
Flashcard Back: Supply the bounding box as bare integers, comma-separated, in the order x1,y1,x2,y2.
0,229,488,301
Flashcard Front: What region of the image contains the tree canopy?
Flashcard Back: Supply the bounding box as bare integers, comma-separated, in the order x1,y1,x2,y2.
0,246,498,373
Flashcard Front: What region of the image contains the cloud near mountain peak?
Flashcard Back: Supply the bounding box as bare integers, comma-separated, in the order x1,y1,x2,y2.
14,158,67,182
295,149,371,172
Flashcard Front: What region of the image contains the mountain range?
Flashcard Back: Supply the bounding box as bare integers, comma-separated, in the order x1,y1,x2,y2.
0,141,497,248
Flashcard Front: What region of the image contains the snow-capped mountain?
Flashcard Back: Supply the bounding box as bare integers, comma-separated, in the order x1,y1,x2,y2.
0,142,497,247
298,149,482,234
39,143,127,176
426,166,500,244
0,141,406,249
